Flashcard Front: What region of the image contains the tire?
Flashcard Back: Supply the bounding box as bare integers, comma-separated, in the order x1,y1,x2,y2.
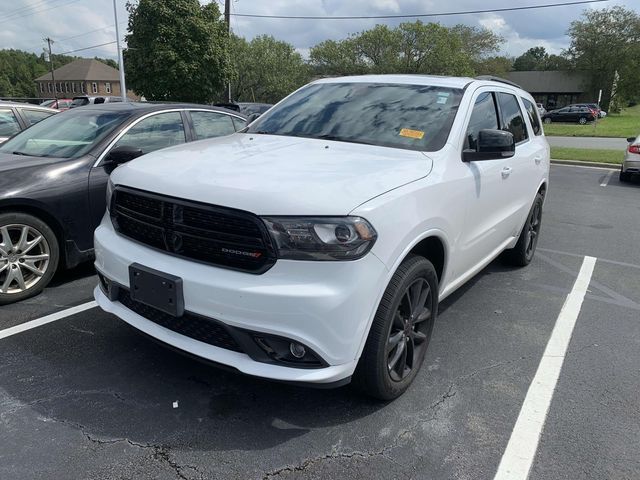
543,117,552,124
619,167,631,182
579,117,587,125
0,212,59,305
353,254,438,400
503,193,544,267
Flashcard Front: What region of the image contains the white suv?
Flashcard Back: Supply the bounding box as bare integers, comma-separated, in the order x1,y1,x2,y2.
94,75,549,399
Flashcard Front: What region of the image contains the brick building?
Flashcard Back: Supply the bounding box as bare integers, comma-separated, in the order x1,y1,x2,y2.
34,58,138,100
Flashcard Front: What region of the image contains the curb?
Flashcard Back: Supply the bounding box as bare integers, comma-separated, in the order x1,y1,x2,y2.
550,159,620,169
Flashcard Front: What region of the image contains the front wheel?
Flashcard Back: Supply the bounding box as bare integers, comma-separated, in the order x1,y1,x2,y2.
354,254,438,400
0,212,60,305
578,117,587,125
504,193,544,267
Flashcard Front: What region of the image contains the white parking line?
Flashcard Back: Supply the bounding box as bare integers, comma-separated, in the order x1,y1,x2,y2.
0,301,97,340
493,255,597,480
600,171,614,187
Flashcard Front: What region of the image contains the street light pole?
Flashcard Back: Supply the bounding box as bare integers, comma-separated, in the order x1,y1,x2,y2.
113,0,127,102
225,0,231,103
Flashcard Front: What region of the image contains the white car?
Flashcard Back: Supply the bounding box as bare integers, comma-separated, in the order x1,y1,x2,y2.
94,75,550,399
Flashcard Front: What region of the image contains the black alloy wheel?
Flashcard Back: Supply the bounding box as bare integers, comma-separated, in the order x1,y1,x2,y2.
354,254,438,400
504,192,544,267
386,278,432,382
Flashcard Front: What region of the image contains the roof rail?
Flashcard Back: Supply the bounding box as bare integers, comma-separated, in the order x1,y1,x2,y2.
475,75,521,89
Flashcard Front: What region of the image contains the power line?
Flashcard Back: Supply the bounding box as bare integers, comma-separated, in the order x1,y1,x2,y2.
58,40,118,55
0,0,83,25
58,24,120,43
2,0,69,18
230,0,609,20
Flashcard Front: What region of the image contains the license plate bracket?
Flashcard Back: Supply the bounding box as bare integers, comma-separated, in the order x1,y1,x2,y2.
129,263,184,317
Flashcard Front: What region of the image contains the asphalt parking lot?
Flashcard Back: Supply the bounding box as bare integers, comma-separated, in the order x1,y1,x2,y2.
1,165,639,480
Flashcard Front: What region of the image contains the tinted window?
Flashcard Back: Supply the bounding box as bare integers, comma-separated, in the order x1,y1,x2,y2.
0,109,21,137
522,99,542,136
71,97,89,107
232,117,247,130
114,112,186,154
190,111,235,140
0,109,126,158
21,109,55,126
247,83,464,152
557,107,569,113
464,92,499,150
496,93,528,143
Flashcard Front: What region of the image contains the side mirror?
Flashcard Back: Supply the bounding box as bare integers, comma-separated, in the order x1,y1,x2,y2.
463,129,515,162
104,145,144,165
246,113,261,124
627,137,636,143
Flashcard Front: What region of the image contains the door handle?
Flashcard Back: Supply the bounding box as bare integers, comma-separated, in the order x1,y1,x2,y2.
534,156,543,164
501,166,513,178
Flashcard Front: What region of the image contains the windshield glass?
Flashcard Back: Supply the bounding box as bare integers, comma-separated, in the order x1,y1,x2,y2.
246,82,463,151
0,109,128,158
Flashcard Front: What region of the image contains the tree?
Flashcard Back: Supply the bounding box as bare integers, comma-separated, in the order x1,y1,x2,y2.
474,56,514,76
513,46,549,71
124,0,230,102
231,35,309,103
309,21,502,77
567,6,640,110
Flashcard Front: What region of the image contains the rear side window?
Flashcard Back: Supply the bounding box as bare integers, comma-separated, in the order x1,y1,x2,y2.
21,109,55,126
190,111,236,140
114,112,186,154
496,93,528,143
0,109,21,137
464,92,499,150
522,99,542,136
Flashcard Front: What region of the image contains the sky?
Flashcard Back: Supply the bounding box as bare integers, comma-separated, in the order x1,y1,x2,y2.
0,0,638,62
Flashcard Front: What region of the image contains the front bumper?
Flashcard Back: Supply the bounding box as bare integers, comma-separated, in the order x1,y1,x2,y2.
93,219,389,384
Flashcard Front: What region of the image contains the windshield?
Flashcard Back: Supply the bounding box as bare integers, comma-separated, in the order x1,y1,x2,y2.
246,82,463,152
0,109,128,158
71,98,89,108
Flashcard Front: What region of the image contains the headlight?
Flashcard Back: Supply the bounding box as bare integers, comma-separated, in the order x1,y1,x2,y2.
106,179,114,212
261,216,377,261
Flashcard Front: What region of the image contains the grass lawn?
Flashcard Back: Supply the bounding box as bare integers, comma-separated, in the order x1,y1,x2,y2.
550,147,624,164
543,104,640,138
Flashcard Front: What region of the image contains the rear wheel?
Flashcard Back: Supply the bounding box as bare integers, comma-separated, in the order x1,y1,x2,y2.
354,254,438,400
0,212,59,305
619,167,631,182
504,193,544,267
543,117,552,124
579,117,587,125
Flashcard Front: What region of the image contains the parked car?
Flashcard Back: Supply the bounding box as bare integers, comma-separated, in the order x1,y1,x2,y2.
536,103,546,115
620,135,640,182
542,106,596,124
572,103,606,118
40,98,73,110
237,102,273,116
94,75,550,399
0,103,247,304
70,95,124,108
0,102,58,143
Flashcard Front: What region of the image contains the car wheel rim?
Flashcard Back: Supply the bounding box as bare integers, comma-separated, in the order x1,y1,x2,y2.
0,224,50,295
386,278,432,382
525,202,542,258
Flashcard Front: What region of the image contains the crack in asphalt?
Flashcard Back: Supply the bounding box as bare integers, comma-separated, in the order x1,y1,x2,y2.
262,385,456,479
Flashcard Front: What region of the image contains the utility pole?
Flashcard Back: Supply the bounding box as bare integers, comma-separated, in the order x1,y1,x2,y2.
224,0,231,102
113,0,127,102
44,37,57,101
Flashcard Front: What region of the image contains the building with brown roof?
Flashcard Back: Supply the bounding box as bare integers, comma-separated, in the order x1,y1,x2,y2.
34,58,137,99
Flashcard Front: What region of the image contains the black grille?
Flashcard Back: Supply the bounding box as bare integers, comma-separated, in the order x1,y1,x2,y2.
111,187,276,273
117,288,243,353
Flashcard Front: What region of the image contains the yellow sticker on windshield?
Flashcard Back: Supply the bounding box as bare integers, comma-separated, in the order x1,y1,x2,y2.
399,128,425,139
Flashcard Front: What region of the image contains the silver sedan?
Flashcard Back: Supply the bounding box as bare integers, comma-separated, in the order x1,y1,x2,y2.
621,135,640,182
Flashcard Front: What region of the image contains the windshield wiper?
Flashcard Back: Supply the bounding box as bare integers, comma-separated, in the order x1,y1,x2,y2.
11,151,46,157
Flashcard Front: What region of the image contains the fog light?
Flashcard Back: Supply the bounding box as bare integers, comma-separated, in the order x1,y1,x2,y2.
289,342,306,359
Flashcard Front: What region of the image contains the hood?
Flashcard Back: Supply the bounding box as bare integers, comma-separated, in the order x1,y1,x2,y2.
0,152,66,173
111,134,433,215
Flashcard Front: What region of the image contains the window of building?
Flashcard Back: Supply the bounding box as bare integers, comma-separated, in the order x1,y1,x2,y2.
105,82,111,94
47,83,52,93
522,98,542,136
464,92,499,150
39,83,44,93
81,83,86,93
72,82,76,93
496,92,528,143
92,82,98,94
64,82,69,93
